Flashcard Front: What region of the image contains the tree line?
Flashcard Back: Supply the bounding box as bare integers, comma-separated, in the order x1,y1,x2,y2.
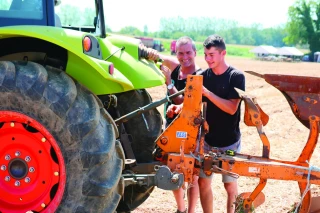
120,17,288,48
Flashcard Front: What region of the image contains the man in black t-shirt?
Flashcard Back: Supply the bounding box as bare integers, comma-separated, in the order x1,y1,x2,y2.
167,35,245,213
148,36,201,213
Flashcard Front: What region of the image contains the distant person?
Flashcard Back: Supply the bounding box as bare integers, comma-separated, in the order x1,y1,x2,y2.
147,36,202,213
171,40,177,55
166,35,245,213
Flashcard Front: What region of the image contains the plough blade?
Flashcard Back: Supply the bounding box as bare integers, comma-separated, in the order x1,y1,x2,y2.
238,192,265,210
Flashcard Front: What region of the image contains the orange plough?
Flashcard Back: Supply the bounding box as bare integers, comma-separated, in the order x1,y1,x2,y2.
155,73,320,213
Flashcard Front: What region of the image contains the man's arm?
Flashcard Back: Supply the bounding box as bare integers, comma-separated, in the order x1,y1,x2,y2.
202,87,241,115
148,48,184,104
147,48,180,71
202,71,245,115
160,65,184,104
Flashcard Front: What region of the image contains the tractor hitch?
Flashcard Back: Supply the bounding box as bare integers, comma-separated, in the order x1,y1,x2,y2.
122,165,184,191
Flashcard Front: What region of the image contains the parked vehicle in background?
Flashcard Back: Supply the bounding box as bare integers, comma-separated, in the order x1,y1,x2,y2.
170,40,176,55
135,36,164,52
315,52,320,62
302,55,310,62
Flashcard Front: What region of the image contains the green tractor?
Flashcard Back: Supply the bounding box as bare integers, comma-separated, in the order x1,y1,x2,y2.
0,0,166,212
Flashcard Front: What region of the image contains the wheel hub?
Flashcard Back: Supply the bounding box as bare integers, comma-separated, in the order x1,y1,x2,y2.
0,111,66,213
8,158,28,179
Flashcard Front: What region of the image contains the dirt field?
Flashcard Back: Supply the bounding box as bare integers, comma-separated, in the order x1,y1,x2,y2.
133,56,320,213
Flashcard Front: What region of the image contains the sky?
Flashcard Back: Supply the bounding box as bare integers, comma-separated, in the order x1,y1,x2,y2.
60,0,296,32
103,0,296,31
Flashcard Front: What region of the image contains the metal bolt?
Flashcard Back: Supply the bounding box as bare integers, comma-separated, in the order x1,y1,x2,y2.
25,177,31,183
5,155,11,161
160,137,168,145
15,151,21,157
54,172,59,176
171,174,179,183
25,156,31,162
15,181,20,187
194,118,202,125
5,176,10,182
41,138,46,142
1,165,6,171
29,167,35,173
10,122,14,127
41,203,46,208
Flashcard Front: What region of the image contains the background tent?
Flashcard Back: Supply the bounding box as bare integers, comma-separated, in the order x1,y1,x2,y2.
275,47,304,56
250,45,277,56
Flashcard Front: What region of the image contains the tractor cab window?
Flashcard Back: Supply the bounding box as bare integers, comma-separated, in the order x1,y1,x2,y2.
0,0,43,20
54,0,96,32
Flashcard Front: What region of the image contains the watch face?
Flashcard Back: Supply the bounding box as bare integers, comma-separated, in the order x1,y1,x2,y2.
167,84,174,89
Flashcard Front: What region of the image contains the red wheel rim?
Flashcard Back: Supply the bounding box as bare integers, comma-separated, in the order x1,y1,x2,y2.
0,111,66,213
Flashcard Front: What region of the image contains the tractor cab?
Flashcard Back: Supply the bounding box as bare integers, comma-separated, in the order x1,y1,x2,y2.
0,0,107,37
0,0,56,27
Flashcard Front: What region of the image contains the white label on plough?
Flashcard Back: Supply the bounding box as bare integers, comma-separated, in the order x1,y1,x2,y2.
176,131,187,138
249,167,260,173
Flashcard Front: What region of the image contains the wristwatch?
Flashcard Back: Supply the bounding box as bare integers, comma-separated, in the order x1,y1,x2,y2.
167,83,174,90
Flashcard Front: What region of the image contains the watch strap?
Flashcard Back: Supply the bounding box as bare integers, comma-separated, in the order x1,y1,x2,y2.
167,83,174,90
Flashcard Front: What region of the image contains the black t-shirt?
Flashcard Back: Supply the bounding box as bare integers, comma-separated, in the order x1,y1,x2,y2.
165,65,201,125
201,66,245,147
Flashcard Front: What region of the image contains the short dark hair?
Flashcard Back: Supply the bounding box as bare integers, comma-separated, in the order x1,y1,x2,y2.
203,35,226,51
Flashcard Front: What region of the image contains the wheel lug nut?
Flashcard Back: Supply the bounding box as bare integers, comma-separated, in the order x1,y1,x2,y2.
25,156,31,162
1,165,6,171
25,177,31,183
5,155,11,161
5,176,10,182
15,181,20,187
29,167,35,173
15,151,21,157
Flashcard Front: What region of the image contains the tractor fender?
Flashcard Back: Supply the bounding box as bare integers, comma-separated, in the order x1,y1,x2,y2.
0,26,164,95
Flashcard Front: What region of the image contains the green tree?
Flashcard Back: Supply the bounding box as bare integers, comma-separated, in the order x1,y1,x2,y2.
143,25,148,36
82,8,95,26
119,26,143,36
58,5,80,26
284,0,320,60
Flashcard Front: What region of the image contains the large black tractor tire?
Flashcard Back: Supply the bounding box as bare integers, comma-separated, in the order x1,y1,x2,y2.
0,61,124,213
115,90,162,212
